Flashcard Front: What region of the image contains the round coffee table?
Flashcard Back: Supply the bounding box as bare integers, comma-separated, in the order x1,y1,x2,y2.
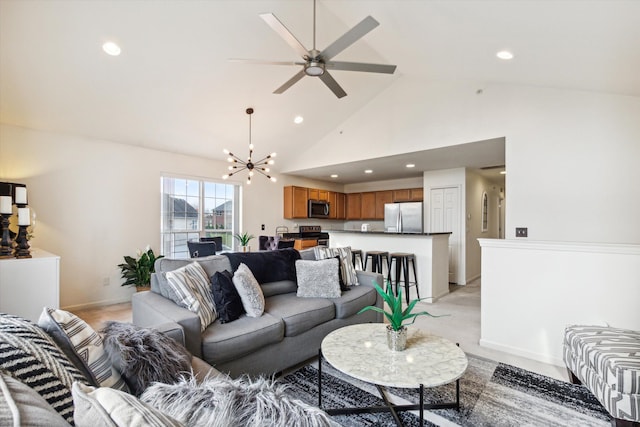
319,323,468,426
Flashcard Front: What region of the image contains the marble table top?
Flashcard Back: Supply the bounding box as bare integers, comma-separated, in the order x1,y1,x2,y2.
321,323,468,389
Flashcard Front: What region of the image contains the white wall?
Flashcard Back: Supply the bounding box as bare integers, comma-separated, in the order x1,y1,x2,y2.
0,124,335,309
479,239,640,366
287,78,640,245
465,170,501,283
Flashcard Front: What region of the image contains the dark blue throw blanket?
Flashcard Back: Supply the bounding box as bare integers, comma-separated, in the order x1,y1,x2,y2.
224,249,301,283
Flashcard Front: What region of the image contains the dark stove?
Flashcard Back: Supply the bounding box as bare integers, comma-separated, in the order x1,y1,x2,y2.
283,225,330,246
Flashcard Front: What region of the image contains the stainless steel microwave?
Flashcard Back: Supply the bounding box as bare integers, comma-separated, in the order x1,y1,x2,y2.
308,200,330,218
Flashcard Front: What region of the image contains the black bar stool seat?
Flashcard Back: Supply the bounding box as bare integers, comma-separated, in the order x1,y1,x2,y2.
364,251,389,275
388,252,419,304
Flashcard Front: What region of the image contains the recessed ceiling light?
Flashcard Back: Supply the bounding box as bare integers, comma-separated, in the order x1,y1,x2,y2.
330,174,338,178
496,50,514,60
102,41,121,56
294,115,304,124
364,169,373,174
406,164,415,168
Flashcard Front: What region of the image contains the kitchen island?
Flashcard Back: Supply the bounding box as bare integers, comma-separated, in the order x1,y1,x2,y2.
327,230,451,302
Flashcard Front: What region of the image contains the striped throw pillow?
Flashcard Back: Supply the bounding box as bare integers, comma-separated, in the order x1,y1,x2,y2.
166,262,218,332
314,246,359,286
38,307,129,392
0,313,88,424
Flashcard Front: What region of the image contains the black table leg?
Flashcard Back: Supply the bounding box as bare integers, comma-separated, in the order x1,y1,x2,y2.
318,349,323,409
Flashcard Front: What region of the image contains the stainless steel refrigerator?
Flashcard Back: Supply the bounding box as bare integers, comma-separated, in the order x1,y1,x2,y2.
384,202,423,233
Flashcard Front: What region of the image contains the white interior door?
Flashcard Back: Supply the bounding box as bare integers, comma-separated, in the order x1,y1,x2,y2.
430,187,460,284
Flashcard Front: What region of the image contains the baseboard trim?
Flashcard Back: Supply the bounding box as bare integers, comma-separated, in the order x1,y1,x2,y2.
62,296,132,312
479,338,565,367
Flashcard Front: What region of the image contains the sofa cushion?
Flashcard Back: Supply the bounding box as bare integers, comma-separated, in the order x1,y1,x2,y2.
0,372,69,427
295,258,341,299
232,263,265,317
0,313,88,424
210,270,245,323
166,262,218,332
101,322,193,397
201,314,284,364
331,284,378,319
72,382,182,427
260,280,298,298
266,294,335,337
38,307,129,392
224,249,300,284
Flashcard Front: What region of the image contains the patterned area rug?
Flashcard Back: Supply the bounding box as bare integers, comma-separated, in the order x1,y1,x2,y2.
279,354,610,426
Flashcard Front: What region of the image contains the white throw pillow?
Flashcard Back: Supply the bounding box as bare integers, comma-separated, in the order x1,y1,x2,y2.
166,262,217,332
314,246,359,286
232,263,265,317
296,258,341,298
72,382,182,427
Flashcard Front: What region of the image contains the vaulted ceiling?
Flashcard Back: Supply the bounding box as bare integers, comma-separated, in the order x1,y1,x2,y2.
1,1,638,183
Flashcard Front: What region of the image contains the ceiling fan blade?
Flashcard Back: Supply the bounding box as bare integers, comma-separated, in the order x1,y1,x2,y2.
228,58,304,66
274,70,306,94
319,71,347,99
326,60,396,74
321,16,379,61
259,13,309,59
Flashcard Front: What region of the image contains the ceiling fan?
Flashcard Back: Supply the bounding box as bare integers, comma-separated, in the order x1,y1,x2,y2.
231,0,396,98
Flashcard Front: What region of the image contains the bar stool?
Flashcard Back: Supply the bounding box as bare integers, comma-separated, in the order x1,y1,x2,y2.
388,252,419,304
351,249,363,270
364,251,389,275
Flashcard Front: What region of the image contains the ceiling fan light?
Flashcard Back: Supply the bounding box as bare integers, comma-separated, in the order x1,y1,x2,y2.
304,61,325,76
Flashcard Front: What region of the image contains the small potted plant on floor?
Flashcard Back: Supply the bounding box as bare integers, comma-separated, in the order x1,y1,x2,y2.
118,246,163,291
358,280,445,351
234,231,255,252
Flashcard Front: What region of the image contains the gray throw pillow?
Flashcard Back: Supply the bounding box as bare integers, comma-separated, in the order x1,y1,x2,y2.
165,262,218,332
0,373,69,427
295,258,341,298
232,263,265,317
100,322,192,397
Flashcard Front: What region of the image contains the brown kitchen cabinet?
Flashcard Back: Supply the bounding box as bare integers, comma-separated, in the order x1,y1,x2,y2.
375,190,394,219
360,192,377,219
308,188,329,201
346,193,362,220
283,186,309,219
335,192,346,220
393,187,424,202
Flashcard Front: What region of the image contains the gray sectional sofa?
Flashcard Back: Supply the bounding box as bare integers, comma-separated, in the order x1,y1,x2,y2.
132,248,384,377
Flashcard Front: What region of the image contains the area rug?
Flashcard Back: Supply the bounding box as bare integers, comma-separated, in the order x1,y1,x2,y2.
279,354,610,427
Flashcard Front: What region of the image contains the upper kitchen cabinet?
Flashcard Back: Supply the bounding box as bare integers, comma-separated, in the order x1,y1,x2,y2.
308,188,329,201
375,190,394,219
360,192,377,219
346,193,362,220
283,186,309,219
328,191,346,220
393,188,424,202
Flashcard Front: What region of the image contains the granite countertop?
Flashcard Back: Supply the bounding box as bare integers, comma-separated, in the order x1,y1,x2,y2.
325,230,452,236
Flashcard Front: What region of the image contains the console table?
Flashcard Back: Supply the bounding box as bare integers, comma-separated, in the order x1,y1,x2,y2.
0,248,60,322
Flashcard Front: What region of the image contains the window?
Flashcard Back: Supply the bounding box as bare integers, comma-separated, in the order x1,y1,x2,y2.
161,175,240,258
481,191,488,232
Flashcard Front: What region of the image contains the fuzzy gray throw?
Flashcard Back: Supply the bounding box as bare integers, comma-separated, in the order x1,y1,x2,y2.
101,321,192,396
141,374,338,427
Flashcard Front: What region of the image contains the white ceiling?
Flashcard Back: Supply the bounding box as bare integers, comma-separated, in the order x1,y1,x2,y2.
1,1,638,184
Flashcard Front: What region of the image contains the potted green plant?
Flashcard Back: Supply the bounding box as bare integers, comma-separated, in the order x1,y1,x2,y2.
234,231,255,252
358,280,446,351
118,246,163,291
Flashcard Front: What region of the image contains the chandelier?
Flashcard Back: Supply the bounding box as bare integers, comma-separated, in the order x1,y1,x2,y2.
222,108,277,184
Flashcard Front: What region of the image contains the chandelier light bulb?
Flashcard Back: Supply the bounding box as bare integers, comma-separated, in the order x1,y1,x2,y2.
264,168,270,172
249,143,254,150
223,149,230,155
222,174,229,180
268,160,274,165
270,152,277,158
270,177,277,182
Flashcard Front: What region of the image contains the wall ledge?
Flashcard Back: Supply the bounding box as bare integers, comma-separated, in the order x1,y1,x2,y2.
478,238,640,255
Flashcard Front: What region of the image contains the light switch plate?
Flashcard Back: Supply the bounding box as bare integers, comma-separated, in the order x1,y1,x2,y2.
516,227,528,237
